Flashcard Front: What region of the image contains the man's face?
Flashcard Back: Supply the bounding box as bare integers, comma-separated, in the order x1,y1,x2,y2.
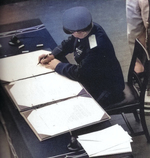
72,31,88,39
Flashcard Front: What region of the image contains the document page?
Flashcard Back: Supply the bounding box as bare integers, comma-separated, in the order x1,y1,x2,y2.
77,124,132,157
24,96,109,138
5,72,84,111
0,50,53,82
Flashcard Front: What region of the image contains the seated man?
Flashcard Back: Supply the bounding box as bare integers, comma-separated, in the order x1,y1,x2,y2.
39,6,125,109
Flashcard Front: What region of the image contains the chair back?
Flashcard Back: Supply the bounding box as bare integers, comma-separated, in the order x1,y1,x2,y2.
128,39,150,104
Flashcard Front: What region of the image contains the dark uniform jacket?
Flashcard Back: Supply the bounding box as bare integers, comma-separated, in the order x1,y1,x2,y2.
52,22,125,108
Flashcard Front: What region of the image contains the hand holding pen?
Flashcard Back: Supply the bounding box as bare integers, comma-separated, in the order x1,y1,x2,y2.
38,53,54,65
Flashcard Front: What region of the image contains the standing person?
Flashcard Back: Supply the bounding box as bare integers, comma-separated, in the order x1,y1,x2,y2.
126,0,149,73
38,6,125,109
126,0,149,53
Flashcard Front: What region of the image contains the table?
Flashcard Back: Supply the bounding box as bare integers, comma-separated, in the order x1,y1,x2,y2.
0,18,57,58
0,83,113,158
0,19,133,158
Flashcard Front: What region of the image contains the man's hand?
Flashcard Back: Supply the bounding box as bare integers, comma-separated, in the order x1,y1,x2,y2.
38,53,54,65
45,59,61,70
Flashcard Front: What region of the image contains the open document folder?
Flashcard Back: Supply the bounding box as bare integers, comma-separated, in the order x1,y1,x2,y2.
21,95,110,141
77,124,132,157
4,70,110,140
4,72,85,111
0,49,53,82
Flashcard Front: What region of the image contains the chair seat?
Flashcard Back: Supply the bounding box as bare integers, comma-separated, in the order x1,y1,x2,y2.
106,83,140,111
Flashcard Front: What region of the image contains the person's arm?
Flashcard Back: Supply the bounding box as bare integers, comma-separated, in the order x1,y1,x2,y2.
49,46,106,82
45,59,80,81
38,35,75,64
52,36,75,57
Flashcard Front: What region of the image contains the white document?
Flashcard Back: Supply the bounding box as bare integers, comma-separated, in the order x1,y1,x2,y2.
5,72,84,111
77,124,132,157
22,96,109,139
0,50,53,82
91,142,132,157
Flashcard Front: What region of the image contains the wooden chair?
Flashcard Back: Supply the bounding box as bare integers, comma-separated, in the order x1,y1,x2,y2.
106,38,150,142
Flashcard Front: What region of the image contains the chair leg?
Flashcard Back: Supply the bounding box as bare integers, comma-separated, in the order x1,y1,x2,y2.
133,110,140,122
121,113,135,136
139,109,150,142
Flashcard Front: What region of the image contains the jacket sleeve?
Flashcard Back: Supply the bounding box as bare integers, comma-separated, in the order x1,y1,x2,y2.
54,46,106,82
55,62,80,81
52,35,75,57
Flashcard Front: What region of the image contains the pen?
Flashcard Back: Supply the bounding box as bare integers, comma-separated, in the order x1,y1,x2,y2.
37,54,48,65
